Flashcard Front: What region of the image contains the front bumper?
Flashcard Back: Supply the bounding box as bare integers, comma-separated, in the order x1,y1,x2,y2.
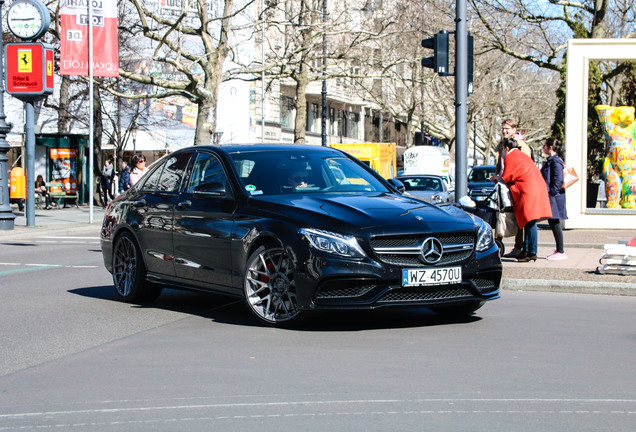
294,245,502,311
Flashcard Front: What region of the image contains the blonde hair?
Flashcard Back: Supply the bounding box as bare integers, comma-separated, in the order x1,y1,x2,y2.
502,118,518,129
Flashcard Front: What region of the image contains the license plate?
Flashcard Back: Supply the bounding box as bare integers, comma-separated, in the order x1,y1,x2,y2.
402,266,462,287
476,196,487,201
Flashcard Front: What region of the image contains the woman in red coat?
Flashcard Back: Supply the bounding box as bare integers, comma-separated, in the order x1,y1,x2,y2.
500,138,552,262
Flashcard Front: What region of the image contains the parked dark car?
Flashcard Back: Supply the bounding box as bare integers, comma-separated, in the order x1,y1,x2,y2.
467,165,497,203
395,174,455,204
100,145,502,327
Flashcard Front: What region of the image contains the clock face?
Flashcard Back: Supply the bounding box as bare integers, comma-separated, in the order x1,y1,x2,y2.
7,0,49,40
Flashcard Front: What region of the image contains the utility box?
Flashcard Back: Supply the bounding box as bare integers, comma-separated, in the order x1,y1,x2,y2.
10,167,26,199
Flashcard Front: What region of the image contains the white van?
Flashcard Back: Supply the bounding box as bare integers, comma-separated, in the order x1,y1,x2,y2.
402,146,454,188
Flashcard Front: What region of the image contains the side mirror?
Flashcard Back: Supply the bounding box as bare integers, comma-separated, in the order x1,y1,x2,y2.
388,178,405,193
193,182,227,198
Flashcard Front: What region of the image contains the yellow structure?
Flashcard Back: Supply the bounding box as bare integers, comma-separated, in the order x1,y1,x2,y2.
330,142,397,179
9,167,25,199
595,105,636,209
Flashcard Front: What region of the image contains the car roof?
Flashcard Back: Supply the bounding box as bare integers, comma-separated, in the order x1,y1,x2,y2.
174,144,344,155
470,165,496,170
397,174,444,179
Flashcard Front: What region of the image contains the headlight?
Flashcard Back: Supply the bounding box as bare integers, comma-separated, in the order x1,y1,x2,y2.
431,194,443,204
470,214,495,252
299,228,366,258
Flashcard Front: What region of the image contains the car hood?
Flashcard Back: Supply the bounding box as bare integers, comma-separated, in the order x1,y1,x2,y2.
468,181,494,189
248,193,475,234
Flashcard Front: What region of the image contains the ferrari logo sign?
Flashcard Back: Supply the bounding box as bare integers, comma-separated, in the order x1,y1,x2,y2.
5,42,54,101
17,49,32,73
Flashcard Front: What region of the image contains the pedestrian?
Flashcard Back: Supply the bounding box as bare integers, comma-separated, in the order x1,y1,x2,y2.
119,160,131,194
500,138,552,262
35,174,55,210
129,153,148,186
100,158,115,207
541,138,568,260
491,118,534,259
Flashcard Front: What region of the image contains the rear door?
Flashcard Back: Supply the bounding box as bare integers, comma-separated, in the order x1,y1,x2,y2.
132,151,194,276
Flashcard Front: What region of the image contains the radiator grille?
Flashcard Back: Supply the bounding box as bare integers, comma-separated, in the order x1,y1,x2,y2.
370,234,475,267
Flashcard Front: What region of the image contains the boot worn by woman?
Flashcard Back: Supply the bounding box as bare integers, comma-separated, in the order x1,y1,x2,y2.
517,253,537,262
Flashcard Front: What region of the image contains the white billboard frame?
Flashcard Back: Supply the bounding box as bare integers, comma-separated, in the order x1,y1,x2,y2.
564,38,636,229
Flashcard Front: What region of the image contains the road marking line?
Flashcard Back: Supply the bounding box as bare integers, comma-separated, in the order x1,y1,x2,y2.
42,236,100,240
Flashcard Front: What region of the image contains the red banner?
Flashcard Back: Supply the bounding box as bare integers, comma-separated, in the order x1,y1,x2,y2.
60,0,119,77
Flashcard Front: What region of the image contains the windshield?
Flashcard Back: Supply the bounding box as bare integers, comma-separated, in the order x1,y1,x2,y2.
400,176,443,192
229,150,390,196
468,167,496,182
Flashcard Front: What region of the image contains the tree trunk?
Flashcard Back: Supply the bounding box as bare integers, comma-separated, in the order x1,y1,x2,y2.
294,78,308,144
93,85,103,172
57,76,71,133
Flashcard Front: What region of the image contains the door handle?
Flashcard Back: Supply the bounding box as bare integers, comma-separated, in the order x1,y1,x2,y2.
177,200,192,210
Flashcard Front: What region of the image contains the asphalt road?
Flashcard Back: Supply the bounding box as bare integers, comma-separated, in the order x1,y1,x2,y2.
1,235,635,431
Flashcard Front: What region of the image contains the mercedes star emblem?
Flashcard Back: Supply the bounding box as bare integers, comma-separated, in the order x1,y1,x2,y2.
420,237,443,264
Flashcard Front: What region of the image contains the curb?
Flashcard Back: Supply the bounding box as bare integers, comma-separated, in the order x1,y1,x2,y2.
502,278,636,296
0,224,101,240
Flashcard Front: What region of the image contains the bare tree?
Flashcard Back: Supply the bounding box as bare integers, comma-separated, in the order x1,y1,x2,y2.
228,0,397,143
349,0,558,161
94,0,257,146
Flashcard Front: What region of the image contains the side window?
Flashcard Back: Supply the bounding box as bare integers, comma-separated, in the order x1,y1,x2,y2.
157,151,193,192
140,164,164,191
187,152,228,193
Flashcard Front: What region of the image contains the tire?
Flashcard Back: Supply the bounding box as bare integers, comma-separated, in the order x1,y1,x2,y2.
243,244,303,327
112,231,162,303
429,300,485,317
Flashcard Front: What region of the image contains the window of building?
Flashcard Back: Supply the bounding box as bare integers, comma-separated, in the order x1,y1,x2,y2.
329,107,335,136
348,112,359,139
307,103,320,133
280,96,295,129
338,110,346,138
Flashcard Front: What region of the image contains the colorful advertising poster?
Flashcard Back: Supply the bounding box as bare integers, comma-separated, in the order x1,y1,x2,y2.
60,0,119,77
50,148,78,193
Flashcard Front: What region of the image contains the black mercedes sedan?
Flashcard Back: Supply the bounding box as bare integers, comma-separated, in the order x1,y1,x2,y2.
100,144,501,327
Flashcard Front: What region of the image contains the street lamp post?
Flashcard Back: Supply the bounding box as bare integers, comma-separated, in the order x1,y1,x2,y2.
320,0,327,146
0,0,16,230
472,114,479,166
131,124,138,154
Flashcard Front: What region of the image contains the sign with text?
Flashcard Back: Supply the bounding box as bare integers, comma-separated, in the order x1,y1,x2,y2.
5,42,54,100
60,0,119,77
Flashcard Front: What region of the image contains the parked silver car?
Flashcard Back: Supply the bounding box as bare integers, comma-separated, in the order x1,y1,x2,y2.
395,175,455,204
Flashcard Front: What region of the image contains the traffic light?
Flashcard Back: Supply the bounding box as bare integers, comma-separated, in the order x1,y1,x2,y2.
421,31,449,75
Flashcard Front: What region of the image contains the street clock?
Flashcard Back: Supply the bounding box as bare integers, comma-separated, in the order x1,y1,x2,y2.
6,0,50,41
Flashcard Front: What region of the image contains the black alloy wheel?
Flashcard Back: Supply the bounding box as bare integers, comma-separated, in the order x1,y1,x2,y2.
243,244,303,327
112,231,162,303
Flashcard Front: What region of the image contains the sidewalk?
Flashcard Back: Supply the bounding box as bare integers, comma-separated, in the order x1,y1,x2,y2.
1,205,635,296
0,204,103,239
501,225,636,295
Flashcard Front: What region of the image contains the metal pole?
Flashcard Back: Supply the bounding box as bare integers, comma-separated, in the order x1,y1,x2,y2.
88,2,94,223
321,0,327,146
25,102,35,227
261,0,265,144
0,0,16,230
454,0,468,200
472,116,477,166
